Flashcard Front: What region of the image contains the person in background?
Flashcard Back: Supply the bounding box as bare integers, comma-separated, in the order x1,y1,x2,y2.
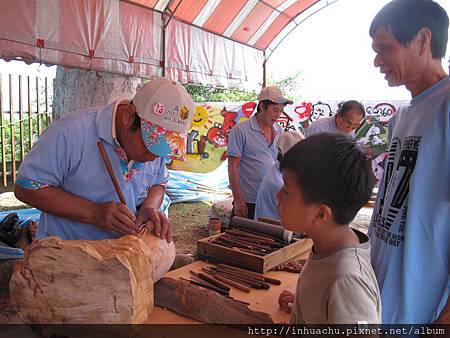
254,130,304,221
304,100,364,138
227,86,292,221
277,133,380,324
14,78,195,242
368,0,450,324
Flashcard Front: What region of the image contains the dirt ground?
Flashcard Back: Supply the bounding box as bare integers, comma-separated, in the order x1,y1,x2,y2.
0,191,211,256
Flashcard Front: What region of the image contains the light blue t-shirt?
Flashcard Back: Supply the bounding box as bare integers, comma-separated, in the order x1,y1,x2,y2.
227,115,282,203
368,76,450,324
254,163,282,221
16,102,169,240
304,116,355,138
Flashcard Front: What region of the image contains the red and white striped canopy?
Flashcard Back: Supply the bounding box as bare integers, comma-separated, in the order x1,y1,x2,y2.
0,0,327,90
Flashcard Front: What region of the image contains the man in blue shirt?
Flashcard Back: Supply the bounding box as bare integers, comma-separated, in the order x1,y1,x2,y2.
14,78,195,242
254,130,304,221
368,0,450,324
227,86,291,220
304,100,365,138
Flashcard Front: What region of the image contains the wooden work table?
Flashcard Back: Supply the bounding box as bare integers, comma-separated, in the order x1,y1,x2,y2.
148,242,312,324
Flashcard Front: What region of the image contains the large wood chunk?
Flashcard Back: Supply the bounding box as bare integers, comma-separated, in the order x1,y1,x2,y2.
9,235,156,324
154,277,274,324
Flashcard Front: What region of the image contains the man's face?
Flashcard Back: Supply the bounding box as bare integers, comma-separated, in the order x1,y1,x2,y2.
372,26,423,88
335,109,363,134
259,103,284,126
123,127,158,163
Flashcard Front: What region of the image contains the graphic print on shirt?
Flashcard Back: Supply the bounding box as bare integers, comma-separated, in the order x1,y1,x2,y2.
372,136,421,247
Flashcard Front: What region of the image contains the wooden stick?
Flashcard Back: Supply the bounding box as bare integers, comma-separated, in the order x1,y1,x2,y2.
213,272,254,288
218,264,281,285
226,296,250,305
228,229,276,242
212,270,265,289
215,268,270,290
97,141,126,204
215,275,251,293
201,268,251,293
190,270,230,292
231,247,265,256
225,231,276,244
180,277,229,296
221,234,273,251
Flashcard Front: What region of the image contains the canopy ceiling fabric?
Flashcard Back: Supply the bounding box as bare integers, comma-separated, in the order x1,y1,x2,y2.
0,0,323,90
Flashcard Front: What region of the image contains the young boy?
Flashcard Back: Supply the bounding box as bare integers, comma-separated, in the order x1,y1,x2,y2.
277,133,381,324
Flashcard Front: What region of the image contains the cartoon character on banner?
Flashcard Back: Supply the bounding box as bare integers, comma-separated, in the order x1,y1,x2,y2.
191,106,209,128
233,101,256,124
206,102,256,148
185,106,211,159
309,102,332,124
291,102,313,131
358,121,386,147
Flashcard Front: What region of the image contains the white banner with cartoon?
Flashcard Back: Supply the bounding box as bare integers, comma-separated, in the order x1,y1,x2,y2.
167,100,408,187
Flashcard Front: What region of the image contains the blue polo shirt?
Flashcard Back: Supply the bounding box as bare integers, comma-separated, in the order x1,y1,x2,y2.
254,163,282,220
227,115,281,203
16,102,168,240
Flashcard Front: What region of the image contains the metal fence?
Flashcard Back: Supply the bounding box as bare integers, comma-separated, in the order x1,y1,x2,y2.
0,73,53,188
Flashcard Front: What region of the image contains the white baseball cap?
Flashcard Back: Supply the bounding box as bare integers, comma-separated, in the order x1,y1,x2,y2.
133,77,195,133
132,77,196,159
258,86,293,105
276,131,304,156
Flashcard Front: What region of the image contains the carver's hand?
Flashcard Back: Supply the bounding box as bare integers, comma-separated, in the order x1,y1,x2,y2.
278,290,295,313
234,198,248,218
92,201,137,235
135,206,172,242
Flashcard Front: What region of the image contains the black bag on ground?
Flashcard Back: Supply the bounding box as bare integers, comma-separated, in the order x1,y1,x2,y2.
0,213,21,247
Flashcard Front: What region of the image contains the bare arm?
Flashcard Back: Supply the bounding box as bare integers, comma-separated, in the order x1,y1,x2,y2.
228,156,247,217
135,184,172,242
14,185,136,235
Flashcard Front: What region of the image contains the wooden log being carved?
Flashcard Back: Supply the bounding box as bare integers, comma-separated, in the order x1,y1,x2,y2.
136,229,175,282
9,235,158,324
154,277,274,324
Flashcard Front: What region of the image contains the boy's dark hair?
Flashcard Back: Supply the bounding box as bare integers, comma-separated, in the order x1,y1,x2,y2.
369,0,449,59
337,100,365,118
280,133,375,225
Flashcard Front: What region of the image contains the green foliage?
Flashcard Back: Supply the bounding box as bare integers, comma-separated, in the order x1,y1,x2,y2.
183,84,258,102
183,71,303,102
0,115,50,162
267,71,304,101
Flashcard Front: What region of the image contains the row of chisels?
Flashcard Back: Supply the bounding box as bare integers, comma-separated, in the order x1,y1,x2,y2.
210,228,288,256
180,263,282,301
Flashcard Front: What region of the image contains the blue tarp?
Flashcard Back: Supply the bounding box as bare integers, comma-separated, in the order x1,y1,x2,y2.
167,160,230,203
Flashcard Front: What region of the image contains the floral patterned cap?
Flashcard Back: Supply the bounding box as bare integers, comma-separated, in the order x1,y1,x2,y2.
140,120,187,160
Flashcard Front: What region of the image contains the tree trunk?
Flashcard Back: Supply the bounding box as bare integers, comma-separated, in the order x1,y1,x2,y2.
52,67,145,119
